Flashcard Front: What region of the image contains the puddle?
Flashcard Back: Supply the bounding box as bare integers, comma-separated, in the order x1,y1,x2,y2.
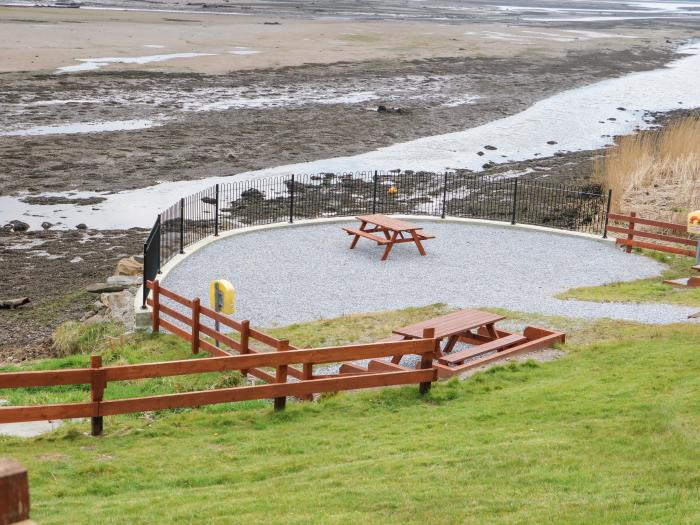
56,52,217,74
2,43,700,230
0,119,159,136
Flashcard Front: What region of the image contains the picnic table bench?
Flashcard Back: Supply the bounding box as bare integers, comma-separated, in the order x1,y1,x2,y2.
343,214,434,261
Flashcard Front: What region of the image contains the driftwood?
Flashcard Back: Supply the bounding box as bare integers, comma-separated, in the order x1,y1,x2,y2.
0,297,30,309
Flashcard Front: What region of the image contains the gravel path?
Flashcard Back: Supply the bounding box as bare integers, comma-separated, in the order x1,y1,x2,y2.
162,221,696,326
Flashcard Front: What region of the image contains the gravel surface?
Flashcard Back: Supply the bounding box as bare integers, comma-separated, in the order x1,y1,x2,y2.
162,221,696,327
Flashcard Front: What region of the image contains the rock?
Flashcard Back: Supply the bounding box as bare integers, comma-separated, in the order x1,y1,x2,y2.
377,105,387,112
41,221,53,230
484,145,497,150
98,290,135,325
116,256,143,276
376,105,403,114
76,223,88,230
0,297,30,309
616,107,626,111
240,188,265,202
263,21,281,25
201,196,217,205
607,117,616,121
546,140,558,145
476,151,484,156
482,161,497,169
6,220,29,232
107,275,142,287
0,399,9,407
86,283,128,294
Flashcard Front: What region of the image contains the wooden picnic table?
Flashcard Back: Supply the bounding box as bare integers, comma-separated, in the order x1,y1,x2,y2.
389,309,505,363
343,213,434,261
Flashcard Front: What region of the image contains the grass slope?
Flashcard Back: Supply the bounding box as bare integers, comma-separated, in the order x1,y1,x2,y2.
2,312,700,524
557,251,700,307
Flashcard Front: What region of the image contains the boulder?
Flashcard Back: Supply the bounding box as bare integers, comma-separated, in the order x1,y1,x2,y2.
41,222,53,230
86,283,128,294
482,161,497,169
484,145,497,151
76,223,88,230
0,297,30,309
6,220,29,232
107,275,142,287
116,256,143,276
99,290,135,325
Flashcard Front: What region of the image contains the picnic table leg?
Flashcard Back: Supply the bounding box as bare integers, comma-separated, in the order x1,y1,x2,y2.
441,335,459,356
381,231,399,261
349,220,367,249
485,323,500,339
391,335,410,364
410,230,427,256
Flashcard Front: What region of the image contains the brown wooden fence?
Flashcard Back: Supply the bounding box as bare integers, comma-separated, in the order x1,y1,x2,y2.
607,212,698,258
0,459,32,525
0,282,437,435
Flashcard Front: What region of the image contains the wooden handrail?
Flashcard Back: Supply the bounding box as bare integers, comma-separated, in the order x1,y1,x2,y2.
608,213,688,232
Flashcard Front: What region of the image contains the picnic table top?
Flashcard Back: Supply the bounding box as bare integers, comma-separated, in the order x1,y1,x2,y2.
392,309,505,339
356,214,423,232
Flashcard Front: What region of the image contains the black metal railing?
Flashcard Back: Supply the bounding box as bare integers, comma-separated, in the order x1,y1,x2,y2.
142,170,611,306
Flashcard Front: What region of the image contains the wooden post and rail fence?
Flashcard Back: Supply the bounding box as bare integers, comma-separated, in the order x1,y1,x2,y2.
0,458,33,525
607,212,699,259
0,281,438,436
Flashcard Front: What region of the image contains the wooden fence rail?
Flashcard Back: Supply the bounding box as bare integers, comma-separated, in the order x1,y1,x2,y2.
0,282,438,435
607,212,698,258
0,459,32,525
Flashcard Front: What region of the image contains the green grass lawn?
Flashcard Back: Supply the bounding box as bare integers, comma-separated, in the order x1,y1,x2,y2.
557,251,700,307
2,309,700,524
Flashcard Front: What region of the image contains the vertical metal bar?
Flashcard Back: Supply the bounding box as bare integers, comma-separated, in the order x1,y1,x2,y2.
441,171,448,219
372,170,378,214
179,197,185,254
156,214,161,274
289,174,295,224
603,188,613,238
214,184,220,237
511,178,519,225
141,241,148,308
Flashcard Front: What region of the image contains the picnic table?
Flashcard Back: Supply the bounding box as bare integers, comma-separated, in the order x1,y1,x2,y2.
389,309,514,364
343,214,434,261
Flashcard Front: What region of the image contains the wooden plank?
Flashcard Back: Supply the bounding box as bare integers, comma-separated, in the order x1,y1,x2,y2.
157,286,193,308
438,334,527,365
343,227,390,245
148,301,193,327
0,459,30,525
199,304,243,332
103,339,433,381
248,327,283,348
608,213,688,232
367,359,411,372
393,309,505,339
607,225,696,247
199,339,232,357
159,319,192,342
0,402,96,424
615,238,696,258
99,370,435,416
0,368,92,388
355,214,422,232
199,324,242,352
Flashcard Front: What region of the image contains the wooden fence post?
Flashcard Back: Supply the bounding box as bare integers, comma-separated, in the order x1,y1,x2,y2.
0,458,31,525
302,362,313,401
419,328,436,395
240,320,250,377
274,340,289,411
151,280,160,333
90,355,105,437
626,211,636,253
191,298,201,355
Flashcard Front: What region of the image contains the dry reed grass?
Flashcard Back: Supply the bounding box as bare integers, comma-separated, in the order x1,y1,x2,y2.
594,113,700,223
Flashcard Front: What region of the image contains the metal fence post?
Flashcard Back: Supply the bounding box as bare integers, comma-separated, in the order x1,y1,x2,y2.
179,198,185,254
214,184,220,237
511,178,519,225
441,171,449,219
141,241,148,309
602,188,613,238
372,170,378,214
289,174,295,224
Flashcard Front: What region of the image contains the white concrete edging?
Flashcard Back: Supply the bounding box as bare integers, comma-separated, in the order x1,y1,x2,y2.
134,215,614,319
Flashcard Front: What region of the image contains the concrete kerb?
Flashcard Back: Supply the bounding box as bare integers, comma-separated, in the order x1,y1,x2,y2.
133,215,615,328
